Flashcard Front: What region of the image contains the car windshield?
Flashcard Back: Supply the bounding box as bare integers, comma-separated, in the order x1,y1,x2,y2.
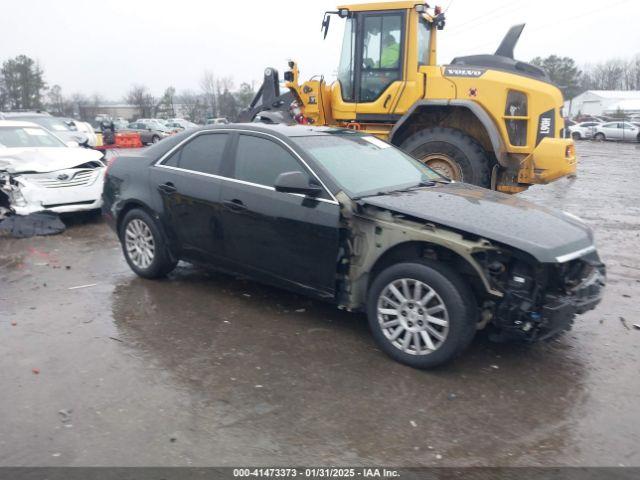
0,126,66,148
294,133,446,198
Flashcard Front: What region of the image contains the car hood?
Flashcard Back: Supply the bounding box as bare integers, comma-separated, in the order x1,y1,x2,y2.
0,147,104,174
360,182,594,263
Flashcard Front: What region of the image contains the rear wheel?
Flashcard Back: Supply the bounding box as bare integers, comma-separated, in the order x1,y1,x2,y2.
151,135,160,144
594,132,605,141
400,127,492,187
571,131,581,140
120,209,177,278
367,261,477,369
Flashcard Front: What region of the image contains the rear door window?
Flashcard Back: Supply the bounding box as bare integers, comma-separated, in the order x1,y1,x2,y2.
164,133,228,175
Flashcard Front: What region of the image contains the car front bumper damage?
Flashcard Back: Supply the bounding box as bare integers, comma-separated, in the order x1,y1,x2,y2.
0,167,105,215
493,257,606,342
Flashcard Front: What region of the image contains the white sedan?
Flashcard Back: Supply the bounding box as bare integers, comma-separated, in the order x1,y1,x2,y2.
568,121,601,140
593,122,640,142
0,120,106,215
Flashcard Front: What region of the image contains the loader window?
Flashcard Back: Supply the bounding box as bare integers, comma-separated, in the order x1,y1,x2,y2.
418,17,431,66
360,13,403,103
337,18,356,102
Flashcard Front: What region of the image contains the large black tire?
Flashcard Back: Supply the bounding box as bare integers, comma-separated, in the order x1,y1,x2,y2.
571,131,582,140
119,208,177,279
367,260,477,369
400,127,492,187
594,132,605,142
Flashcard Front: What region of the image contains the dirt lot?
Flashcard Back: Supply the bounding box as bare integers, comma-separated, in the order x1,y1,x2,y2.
1,141,639,467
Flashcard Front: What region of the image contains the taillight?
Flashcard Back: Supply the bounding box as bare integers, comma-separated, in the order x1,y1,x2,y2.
565,144,575,158
104,153,117,178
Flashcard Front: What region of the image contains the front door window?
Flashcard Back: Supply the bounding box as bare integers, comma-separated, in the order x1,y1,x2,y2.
337,18,356,102
360,13,403,103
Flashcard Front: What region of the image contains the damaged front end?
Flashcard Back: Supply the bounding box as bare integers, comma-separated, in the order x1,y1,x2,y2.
480,248,606,341
0,160,105,216
340,195,605,343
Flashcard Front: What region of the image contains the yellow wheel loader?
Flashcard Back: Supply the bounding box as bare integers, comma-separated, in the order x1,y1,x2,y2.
238,1,576,193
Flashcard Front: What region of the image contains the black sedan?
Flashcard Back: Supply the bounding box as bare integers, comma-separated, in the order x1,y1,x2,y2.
103,124,605,368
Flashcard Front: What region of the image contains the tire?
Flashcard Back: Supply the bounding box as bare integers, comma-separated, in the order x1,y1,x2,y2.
571,131,581,140
119,208,177,278
400,127,492,187
367,260,477,369
594,132,605,141
151,135,160,144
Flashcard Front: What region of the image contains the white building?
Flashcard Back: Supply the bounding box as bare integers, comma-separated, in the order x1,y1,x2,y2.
564,90,640,117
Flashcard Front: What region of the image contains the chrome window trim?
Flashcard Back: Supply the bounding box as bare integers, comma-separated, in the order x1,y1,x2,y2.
555,245,596,264
153,128,339,205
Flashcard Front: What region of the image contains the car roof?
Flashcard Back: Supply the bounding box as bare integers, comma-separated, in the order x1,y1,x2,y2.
1,111,51,118
195,123,356,138
0,120,43,128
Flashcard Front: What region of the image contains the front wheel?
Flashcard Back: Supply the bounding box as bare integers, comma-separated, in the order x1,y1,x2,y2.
571,131,582,140
367,261,477,369
120,209,177,278
151,135,160,144
594,132,605,141
400,127,492,187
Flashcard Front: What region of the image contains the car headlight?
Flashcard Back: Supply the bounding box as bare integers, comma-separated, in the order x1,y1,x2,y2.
563,210,586,225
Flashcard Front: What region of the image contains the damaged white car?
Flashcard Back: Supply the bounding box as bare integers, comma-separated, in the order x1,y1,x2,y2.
0,121,106,215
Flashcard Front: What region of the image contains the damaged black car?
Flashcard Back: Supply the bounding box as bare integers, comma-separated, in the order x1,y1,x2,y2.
103,124,605,368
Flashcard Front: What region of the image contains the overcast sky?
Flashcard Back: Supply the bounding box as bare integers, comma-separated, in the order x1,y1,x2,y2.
1,0,638,100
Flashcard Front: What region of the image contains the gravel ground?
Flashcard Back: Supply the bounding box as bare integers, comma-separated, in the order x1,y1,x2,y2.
0,140,639,467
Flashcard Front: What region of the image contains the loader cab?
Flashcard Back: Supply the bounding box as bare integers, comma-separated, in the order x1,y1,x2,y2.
332,2,435,120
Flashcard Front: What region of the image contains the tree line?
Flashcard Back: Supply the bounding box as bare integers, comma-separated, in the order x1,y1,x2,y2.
124,73,256,123
531,53,640,99
2,53,640,122
0,55,256,122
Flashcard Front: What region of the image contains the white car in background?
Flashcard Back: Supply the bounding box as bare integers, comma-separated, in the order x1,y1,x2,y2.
568,121,601,140
0,121,105,215
63,118,98,147
593,122,640,142
165,118,198,130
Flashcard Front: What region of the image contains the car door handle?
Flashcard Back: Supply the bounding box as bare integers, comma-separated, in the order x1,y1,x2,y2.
158,182,177,194
222,199,247,212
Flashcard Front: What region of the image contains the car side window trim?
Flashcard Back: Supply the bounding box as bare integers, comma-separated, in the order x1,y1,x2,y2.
154,128,339,205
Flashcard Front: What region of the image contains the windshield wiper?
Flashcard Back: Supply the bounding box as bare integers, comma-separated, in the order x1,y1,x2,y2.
354,181,439,200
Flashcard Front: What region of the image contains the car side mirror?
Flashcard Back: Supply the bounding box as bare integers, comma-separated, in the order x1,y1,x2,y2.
274,171,322,196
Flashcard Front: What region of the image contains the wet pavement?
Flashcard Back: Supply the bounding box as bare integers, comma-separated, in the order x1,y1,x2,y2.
1,141,639,467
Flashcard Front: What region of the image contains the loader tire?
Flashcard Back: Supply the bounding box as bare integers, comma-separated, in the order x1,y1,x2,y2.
400,127,492,188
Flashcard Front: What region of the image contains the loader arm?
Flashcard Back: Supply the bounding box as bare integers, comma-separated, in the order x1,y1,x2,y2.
237,67,295,123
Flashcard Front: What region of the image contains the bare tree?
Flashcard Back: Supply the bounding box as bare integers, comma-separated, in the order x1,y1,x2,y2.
200,70,218,119
46,84,66,115
125,84,155,118
176,90,205,123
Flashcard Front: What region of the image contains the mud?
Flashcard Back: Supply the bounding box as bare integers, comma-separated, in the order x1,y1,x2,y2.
1,141,639,466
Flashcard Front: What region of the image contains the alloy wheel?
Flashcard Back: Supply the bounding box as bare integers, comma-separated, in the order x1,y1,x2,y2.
377,278,450,355
124,218,155,269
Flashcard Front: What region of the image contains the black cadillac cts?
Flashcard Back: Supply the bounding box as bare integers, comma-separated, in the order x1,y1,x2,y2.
103,124,605,368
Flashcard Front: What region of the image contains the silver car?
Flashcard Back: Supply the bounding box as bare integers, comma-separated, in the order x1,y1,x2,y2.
594,122,639,142
568,121,601,140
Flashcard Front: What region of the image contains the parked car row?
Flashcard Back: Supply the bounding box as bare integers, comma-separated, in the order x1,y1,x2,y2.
0,111,97,147
567,120,640,142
